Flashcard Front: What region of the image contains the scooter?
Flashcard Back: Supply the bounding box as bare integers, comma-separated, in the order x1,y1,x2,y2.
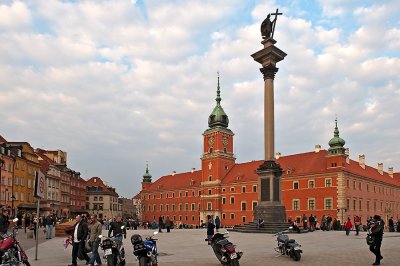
274,229,302,261
131,231,158,266
99,225,126,266
210,232,243,266
0,218,31,265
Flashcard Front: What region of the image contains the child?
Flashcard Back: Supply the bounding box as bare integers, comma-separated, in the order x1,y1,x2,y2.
345,217,352,236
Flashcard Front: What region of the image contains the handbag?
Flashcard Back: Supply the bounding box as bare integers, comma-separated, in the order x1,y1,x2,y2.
366,234,375,246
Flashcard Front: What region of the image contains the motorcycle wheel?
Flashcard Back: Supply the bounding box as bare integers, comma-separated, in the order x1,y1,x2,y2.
293,250,301,261
106,254,117,266
139,257,147,266
229,259,240,266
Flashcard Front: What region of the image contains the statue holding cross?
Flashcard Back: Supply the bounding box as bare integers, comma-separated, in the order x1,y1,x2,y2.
261,9,282,39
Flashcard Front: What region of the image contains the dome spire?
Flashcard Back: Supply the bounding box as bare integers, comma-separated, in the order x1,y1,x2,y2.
208,73,229,128
328,118,346,155
142,161,152,183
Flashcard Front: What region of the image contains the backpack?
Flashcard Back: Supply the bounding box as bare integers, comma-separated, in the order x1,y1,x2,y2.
366,234,375,246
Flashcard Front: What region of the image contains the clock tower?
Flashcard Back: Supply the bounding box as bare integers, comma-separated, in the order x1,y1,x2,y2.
200,75,236,222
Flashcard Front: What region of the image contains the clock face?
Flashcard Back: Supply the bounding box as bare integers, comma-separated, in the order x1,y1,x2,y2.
222,136,228,146
208,136,215,146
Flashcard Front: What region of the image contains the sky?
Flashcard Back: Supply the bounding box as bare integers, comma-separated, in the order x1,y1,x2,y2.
0,0,399,198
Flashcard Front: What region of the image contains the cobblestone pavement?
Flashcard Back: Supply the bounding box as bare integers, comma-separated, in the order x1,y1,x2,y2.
22,228,399,266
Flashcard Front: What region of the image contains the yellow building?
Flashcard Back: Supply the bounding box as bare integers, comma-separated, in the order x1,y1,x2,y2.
8,142,40,214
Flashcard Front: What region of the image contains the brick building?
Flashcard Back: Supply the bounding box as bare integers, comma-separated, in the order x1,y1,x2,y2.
70,171,87,215
138,80,400,227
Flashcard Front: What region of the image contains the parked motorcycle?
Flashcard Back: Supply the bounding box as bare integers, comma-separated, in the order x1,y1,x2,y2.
131,231,158,266
99,226,126,266
0,218,30,265
210,232,243,266
274,229,302,261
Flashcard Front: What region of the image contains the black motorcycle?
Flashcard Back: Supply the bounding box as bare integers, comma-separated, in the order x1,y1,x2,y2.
99,230,126,266
210,232,243,266
274,230,302,261
131,232,158,266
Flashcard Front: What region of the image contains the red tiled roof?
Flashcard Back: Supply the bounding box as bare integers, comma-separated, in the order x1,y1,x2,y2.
143,150,400,190
145,170,202,191
0,135,7,143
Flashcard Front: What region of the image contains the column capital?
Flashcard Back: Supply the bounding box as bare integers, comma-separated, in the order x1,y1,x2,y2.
260,65,279,80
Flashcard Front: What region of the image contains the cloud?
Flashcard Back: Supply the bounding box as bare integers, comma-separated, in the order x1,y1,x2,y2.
0,0,399,198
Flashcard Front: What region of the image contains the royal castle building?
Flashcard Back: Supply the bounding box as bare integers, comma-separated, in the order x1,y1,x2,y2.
137,79,400,227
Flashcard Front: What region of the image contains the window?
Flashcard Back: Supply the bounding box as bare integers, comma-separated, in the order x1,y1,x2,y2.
367,200,370,211
253,185,257,192
353,180,356,189
179,204,182,211
252,201,257,210
293,199,300,211
99,196,103,201
198,203,201,211
242,216,246,223
185,203,188,211
242,186,246,193
353,199,357,210
185,191,188,197
293,181,299,189
222,197,226,204
230,213,235,220
308,199,315,210
222,213,226,219
308,180,315,189
94,196,98,201
208,189,212,195
191,203,195,211
222,188,226,192
230,196,235,204
241,202,247,211
179,215,182,221
172,204,175,211
359,182,362,190
325,198,333,210
230,187,234,192
209,175,212,181
325,178,332,188
207,202,212,210
166,204,169,211
359,199,362,211
160,193,162,199
347,179,350,188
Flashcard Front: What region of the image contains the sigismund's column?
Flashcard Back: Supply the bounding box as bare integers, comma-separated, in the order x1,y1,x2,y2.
252,11,287,223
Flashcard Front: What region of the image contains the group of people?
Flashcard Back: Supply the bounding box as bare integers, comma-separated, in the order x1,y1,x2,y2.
67,214,127,266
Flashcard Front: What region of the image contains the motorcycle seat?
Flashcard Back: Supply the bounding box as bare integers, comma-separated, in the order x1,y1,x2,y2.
285,239,295,244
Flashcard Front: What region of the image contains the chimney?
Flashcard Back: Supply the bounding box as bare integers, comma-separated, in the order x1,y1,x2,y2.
172,171,176,176
275,152,281,159
314,144,321,153
191,168,195,173
345,148,349,156
388,167,394,178
377,163,383,175
359,154,365,169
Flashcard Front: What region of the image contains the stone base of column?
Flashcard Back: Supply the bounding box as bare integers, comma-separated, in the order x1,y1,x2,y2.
254,204,286,223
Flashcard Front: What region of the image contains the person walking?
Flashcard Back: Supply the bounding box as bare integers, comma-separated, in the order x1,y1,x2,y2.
68,215,90,266
215,216,221,232
45,214,54,239
388,217,394,232
158,216,164,233
108,216,126,242
0,209,10,234
165,217,172,233
32,216,38,240
302,214,307,230
24,214,31,233
345,217,352,236
354,215,361,235
88,215,102,266
369,215,384,265
206,219,215,245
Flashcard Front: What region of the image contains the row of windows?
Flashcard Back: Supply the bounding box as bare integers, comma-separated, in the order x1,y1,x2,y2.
292,198,333,211
143,185,258,200
144,200,258,212
292,178,332,189
347,179,396,196
346,198,397,212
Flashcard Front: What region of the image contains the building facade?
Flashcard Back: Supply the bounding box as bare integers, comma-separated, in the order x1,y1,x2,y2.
119,197,136,219
86,177,121,220
70,171,87,215
138,81,400,226
0,141,14,211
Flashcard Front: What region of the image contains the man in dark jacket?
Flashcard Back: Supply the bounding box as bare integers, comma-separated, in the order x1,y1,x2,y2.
0,209,10,234
108,216,126,242
69,215,90,266
369,215,384,266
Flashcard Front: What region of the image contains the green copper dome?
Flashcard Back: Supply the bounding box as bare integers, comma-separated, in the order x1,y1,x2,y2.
208,75,229,128
142,163,152,183
328,119,346,155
